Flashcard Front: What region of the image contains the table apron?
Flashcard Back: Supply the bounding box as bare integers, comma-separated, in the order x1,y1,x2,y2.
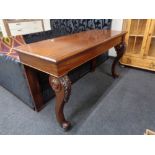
18,35,124,77
57,36,123,76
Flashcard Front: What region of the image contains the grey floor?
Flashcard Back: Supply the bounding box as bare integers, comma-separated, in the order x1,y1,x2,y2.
0,59,155,135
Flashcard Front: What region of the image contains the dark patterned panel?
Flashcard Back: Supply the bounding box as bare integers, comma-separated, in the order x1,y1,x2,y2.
23,30,53,44
50,19,112,37
23,19,112,43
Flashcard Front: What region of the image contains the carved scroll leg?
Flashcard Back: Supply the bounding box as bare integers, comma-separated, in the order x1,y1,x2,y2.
112,42,126,78
49,75,71,130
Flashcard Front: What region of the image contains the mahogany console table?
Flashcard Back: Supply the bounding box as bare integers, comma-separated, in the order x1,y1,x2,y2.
14,30,126,130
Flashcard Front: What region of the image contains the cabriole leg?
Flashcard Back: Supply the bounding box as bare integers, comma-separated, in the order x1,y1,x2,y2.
49,75,71,130
112,42,126,78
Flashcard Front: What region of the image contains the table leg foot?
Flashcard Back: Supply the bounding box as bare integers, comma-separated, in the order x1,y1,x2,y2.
49,75,71,130
112,42,126,78
62,121,72,131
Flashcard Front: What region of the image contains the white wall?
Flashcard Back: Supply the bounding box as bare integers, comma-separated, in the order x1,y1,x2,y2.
109,19,123,57
43,19,51,31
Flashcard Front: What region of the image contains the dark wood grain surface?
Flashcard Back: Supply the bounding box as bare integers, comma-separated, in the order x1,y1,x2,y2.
14,30,126,77
15,30,126,63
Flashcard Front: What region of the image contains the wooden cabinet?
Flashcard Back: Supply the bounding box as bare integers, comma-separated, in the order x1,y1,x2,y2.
2,19,46,36
120,19,155,71
8,21,44,36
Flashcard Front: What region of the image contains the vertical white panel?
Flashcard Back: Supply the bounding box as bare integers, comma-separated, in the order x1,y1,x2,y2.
109,19,123,57
43,19,51,31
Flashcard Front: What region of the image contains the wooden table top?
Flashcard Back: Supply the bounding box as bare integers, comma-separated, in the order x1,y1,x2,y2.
14,30,126,64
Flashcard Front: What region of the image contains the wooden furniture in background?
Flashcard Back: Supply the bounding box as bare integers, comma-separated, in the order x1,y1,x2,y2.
120,19,155,71
14,30,126,130
144,129,155,135
2,19,45,36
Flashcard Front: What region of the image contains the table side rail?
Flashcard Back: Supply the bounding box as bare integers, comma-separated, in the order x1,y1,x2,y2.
57,35,124,76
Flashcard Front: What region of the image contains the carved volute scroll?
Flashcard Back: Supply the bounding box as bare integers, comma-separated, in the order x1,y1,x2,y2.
49,75,71,130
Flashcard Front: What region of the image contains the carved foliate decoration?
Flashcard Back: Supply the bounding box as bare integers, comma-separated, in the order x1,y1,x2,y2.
115,42,127,56
49,75,71,103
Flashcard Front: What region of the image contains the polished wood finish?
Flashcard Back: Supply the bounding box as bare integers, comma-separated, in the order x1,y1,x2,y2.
49,75,71,130
15,30,126,77
24,66,44,111
15,30,126,130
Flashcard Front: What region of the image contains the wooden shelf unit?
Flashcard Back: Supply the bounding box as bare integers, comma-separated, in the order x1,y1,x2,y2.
129,19,147,35
120,19,155,71
126,36,143,54
148,38,155,57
